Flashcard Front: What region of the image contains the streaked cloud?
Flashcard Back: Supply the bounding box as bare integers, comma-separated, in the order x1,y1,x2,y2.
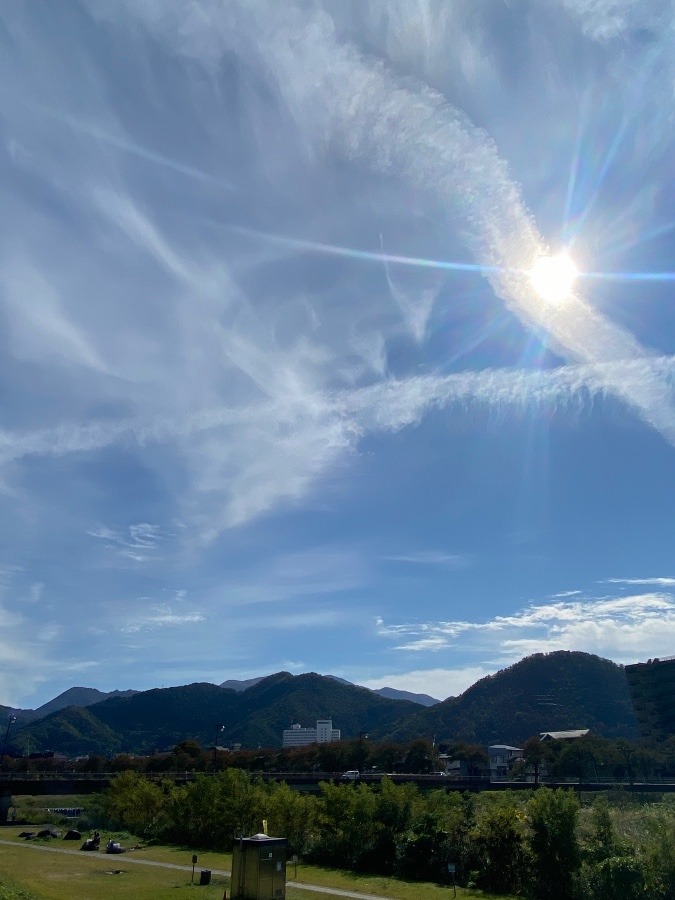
381,551,470,567
560,0,663,41
0,1,674,710
118,604,205,634
604,577,675,587
377,591,675,664
88,524,168,563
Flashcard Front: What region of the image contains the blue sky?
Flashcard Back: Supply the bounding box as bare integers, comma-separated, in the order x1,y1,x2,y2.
1,0,675,708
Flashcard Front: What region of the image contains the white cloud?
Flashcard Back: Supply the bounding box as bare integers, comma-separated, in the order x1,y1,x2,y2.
88,523,167,563
245,609,343,630
604,577,675,587
118,604,205,634
0,353,671,538
0,0,674,711
19,0,663,544
559,0,661,41
220,548,368,609
25,582,44,604
0,256,107,373
362,665,494,702
376,591,675,666
382,551,470,567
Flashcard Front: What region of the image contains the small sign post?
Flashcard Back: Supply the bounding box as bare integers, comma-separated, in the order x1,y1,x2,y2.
192,854,198,884
291,854,299,878
448,862,456,898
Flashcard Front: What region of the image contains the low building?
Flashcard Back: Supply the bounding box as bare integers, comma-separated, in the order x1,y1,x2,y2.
540,729,589,741
488,744,523,781
437,755,470,778
282,718,341,748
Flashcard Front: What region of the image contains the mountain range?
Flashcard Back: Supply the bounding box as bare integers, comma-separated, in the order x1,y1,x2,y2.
2,651,638,757
220,676,439,707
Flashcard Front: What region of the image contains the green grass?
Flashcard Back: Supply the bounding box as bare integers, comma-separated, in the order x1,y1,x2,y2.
0,875,42,900
288,863,475,900
0,827,515,900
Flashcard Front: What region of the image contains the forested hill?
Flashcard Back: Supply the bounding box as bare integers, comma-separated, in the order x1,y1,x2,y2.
386,651,638,746
11,672,418,756
8,652,638,756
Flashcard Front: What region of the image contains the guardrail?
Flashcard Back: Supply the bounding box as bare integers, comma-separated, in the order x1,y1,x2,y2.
2,771,675,787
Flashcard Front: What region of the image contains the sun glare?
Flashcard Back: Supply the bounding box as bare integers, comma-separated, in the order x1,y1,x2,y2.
529,251,578,305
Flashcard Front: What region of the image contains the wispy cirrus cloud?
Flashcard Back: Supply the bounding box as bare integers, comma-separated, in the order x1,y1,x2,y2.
0,354,672,537
0,1,674,710
118,603,205,634
381,551,470,567
377,591,675,663
88,523,168,563
38,0,669,544
604,577,675,587
559,0,663,41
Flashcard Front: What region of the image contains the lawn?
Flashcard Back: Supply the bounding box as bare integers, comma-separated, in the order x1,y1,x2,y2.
0,827,515,900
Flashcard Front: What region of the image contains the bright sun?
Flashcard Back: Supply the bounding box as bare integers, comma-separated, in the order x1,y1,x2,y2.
529,251,578,305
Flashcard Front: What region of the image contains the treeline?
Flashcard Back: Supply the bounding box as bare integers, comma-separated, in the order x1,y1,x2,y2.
5,736,439,775
97,769,675,899
8,732,675,783
515,734,675,784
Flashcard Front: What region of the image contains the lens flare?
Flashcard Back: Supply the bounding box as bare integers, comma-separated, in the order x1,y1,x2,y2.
529,252,578,305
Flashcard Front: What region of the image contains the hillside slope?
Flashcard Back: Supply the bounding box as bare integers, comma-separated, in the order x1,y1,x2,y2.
34,687,138,718
11,672,416,755
8,652,638,755
385,651,638,745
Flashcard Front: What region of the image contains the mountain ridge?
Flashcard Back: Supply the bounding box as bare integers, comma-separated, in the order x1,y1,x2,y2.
220,675,440,706
4,652,638,756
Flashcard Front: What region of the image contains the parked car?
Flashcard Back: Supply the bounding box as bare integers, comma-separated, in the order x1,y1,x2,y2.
341,770,360,780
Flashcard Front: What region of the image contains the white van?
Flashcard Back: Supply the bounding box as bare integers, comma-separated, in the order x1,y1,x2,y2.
341,770,360,780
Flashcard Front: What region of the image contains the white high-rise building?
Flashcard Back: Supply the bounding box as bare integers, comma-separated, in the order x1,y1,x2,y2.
282,718,341,748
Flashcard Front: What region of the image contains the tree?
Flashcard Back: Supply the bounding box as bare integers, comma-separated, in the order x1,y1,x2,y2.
365,777,415,874
312,782,378,868
471,801,530,894
396,811,454,882
515,736,551,785
103,771,169,838
264,782,315,856
398,789,472,883
643,811,675,899
402,739,435,774
585,855,646,900
447,742,488,777
587,796,618,862
527,788,581,900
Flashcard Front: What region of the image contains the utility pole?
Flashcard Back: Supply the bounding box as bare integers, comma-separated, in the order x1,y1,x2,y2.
0,715,17,770
213,724,224,771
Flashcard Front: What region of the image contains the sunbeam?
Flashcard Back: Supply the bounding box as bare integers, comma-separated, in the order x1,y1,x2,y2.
582,270,675,283
229,225,503,276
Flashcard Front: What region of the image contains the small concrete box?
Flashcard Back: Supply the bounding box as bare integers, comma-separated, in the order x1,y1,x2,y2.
231,833,287,900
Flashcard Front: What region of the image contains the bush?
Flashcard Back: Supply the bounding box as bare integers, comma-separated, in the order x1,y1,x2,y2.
527,789,581,900
580,855,646,900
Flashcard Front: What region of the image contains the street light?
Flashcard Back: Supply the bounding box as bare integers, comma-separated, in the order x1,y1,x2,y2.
0,715,17,770
213,724,224,771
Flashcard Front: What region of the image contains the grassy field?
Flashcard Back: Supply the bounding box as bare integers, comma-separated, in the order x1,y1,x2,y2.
0,826,514,900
